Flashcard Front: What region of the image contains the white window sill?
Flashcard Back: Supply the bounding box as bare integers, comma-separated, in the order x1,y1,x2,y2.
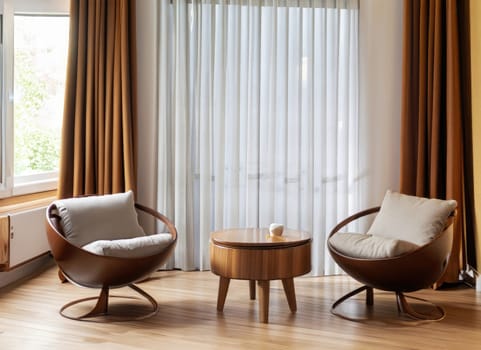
12,178,57,197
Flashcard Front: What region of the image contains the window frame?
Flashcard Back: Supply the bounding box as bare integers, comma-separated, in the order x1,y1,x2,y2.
0,0,69,198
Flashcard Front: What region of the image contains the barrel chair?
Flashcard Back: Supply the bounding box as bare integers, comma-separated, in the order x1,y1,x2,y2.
327,190,457,321
45,191,177,321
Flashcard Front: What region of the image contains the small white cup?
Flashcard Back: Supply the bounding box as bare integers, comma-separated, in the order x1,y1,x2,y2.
269,223,284,236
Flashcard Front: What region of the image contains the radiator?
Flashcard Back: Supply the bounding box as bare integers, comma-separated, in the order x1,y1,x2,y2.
0,207,50,271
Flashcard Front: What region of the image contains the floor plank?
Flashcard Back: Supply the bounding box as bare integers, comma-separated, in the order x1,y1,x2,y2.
1,264,481,349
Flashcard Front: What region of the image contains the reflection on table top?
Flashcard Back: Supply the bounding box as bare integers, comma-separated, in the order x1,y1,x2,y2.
210,228,312,248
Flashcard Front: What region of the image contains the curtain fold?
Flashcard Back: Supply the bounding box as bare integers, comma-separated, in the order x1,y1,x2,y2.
400,0,472,286
58,0,137,198
158,0,360,273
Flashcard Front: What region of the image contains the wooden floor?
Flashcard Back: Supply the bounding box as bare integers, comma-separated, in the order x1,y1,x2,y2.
1,264,481,349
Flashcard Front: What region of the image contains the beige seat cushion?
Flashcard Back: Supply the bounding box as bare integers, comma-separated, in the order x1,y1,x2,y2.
82,233,173,258
329,232,419,259
54,191,145,247
367,190,456,246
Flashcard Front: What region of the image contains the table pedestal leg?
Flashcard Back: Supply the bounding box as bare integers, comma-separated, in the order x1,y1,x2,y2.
249,280,256,300
257,280,270,323
217,276,230,311
282,278,297,313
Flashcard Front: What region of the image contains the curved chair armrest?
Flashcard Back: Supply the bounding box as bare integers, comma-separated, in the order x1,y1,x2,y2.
135,203,178,242
46,203,67,239
443,209,457,229
328,206,381,239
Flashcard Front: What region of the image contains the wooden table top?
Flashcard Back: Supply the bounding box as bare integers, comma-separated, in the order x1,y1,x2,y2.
210,228,311,248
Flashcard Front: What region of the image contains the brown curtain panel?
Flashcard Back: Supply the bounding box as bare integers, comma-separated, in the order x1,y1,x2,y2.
400,0,472,286
58,0,138,198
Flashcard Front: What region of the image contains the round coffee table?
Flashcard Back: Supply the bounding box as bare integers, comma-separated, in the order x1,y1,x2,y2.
210,228,311,323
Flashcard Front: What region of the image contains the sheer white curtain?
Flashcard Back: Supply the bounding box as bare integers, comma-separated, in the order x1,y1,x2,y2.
157,0,360,275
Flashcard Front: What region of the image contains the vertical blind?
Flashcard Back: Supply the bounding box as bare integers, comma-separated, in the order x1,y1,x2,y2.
158,0,359,275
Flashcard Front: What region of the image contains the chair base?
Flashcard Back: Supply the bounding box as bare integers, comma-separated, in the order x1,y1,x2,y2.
59,284,159,322
331,285,445,321
395,292,445,321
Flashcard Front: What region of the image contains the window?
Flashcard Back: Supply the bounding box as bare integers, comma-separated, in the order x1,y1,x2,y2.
0,0,69,197
14,15,68,189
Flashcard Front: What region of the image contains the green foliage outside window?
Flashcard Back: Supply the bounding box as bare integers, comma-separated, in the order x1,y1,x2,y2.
14,50,60,175
13,16,67,177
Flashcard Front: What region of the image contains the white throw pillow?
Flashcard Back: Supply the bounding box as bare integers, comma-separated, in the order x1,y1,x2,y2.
82,233,173,258
54,191,145,247
367,190,457,246
329,232,419,259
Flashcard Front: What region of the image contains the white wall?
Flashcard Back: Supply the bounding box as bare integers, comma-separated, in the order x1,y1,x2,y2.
359,0,404,207
136,0,158,231
135,0,405,211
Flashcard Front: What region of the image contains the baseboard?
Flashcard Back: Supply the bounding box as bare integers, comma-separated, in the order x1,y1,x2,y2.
0,254,54,290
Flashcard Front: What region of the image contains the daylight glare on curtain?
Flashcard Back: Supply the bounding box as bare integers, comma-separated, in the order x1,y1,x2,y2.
158,0,360,275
